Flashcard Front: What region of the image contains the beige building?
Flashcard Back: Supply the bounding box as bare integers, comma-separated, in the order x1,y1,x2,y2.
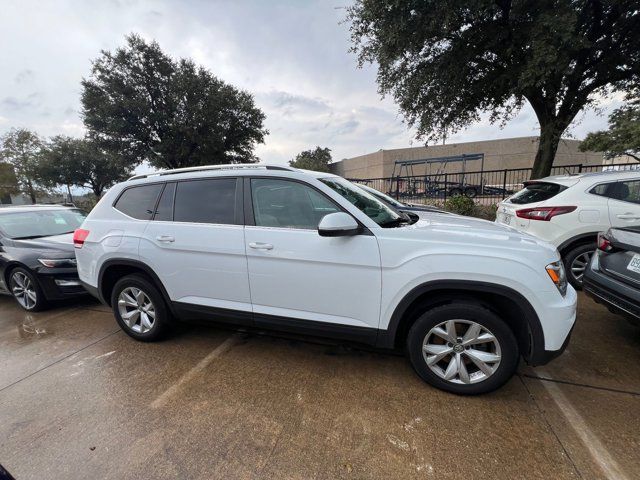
331,136,604,179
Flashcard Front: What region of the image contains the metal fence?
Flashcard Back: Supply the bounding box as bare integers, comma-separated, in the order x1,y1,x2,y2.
348,162,640,206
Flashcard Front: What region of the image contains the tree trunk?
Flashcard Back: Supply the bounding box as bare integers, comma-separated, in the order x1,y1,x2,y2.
531,121,564,179
27,179,36,204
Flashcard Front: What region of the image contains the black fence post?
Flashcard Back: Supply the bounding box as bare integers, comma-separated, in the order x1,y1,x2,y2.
578,164,583,173
444,173,448,203
502,169,508,200
395,176,400,200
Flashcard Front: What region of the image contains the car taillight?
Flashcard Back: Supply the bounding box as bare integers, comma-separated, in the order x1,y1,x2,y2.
73,229,90,249
597,232,612,252
515,206,577,221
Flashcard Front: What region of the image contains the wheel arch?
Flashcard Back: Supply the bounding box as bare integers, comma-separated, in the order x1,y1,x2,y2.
98,259,175,314
377,280,544,364
557,232,599,257
3,261,28,288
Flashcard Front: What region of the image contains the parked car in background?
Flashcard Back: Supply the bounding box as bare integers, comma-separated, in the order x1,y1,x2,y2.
496,171,640,289
358,183,449,221
0,205,87,311
584,227,640,325
75,164,576,395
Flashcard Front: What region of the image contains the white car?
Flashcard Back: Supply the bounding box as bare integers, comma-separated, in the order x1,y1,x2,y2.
74,164,576,395
496,170,640,289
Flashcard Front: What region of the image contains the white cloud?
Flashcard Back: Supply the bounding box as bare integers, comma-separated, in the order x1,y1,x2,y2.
0,0,619,167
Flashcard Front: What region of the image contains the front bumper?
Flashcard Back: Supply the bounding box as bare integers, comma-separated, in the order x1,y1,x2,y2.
34,267,87,301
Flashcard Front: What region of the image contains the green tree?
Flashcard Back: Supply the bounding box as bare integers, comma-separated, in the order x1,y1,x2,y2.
289,146,333,172
81,34,268,170
347,1,640,178
0,128,45,203
580,100,640,161
0,163,19,202
39,136,134,198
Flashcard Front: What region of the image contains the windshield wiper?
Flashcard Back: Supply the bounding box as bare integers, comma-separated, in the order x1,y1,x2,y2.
12,234,48,240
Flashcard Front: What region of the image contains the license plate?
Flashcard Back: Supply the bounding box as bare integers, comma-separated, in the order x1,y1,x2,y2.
627,254,640,274
500,213,513,225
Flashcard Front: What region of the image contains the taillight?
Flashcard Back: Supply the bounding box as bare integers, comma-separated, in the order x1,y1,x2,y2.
515,206,577,221
73,229,90,249
597,232,612,252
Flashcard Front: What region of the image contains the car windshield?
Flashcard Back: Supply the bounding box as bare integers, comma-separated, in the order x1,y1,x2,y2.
508,182,567,205
0,209,87,239
320,177,406,227
360,185,406,209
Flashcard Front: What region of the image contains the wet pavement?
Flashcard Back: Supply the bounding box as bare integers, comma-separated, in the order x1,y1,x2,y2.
0,292,639,479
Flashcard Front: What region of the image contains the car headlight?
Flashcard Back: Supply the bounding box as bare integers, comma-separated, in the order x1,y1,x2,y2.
545,260,567,296
37,258,77,268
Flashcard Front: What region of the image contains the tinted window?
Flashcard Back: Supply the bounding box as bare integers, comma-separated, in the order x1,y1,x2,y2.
251,178,339,229
154,182,176,221
508,182,566,205
174,178,237,224
611,180,640,204
590,182,617,197
114,184,163,220
0,209,86,239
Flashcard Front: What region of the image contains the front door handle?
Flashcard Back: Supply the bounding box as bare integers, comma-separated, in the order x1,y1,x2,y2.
248,242,273,250
156,235,175,243
617,213,640,220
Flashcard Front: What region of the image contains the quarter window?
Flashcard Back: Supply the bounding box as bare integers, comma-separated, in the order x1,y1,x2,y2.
251,178,340,229
174,178,237,224
114,184,163,220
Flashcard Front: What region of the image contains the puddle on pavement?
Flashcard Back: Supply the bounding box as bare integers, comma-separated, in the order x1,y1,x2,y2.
15,314,54,340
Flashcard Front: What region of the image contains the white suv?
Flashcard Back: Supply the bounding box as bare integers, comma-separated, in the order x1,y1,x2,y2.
496,170,640,289
74,164,576,394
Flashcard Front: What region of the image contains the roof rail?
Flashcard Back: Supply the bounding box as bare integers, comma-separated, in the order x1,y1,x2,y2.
128,163,298,181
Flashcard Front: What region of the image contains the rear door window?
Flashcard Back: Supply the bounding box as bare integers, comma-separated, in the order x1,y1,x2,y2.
114,184,163,220
174,178,237,224
508,182,566,205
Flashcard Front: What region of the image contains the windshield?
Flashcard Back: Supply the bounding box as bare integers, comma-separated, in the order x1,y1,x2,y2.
360,185,406,209
0,209,87,239
320,177,405,227
508,182,567,205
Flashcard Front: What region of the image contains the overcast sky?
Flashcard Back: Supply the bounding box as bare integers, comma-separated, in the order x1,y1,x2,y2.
0,0,626,168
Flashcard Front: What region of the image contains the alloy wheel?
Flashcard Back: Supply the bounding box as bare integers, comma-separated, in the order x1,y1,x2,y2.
117,287,156,334
422,319,502,385
570,251,593,283
11,272,38,310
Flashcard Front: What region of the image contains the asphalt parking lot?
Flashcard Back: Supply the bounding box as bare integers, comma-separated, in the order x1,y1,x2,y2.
0,293,639,480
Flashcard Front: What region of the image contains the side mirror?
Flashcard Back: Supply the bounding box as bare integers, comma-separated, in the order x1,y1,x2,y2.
318,212,360,237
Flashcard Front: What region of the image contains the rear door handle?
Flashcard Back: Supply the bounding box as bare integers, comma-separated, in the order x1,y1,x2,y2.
617,214,640,220
248,242,273,250
156,235,175,243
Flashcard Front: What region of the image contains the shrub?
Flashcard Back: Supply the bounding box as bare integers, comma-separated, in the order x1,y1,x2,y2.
443,195,475,216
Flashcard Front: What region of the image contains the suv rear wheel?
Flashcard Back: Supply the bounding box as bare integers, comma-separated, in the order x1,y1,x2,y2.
407,303,519,395
563,243,596,290
111,274,170,341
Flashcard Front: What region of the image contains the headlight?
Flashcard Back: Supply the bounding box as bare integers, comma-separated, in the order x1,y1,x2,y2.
545,260,567,296
38,258,77,268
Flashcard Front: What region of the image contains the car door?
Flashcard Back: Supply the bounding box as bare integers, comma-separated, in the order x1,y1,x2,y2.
139,177,252,325
606,179,640,227
244,177,382,340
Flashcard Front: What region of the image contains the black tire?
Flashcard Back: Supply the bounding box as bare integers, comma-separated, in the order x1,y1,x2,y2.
407,303,519,395
8,267,48,311
464,187,478,198
110,274,171,341
449,188,462,197
563,243,596,290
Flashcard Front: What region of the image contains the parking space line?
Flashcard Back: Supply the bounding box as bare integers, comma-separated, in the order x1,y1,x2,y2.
537,368,630,480
150,335,240,409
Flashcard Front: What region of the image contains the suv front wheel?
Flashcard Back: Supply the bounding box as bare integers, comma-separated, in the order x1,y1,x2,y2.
111,274,170,341
407,303,519,395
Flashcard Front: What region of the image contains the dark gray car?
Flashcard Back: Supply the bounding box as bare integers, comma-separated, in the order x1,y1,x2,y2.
584,226,640,325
